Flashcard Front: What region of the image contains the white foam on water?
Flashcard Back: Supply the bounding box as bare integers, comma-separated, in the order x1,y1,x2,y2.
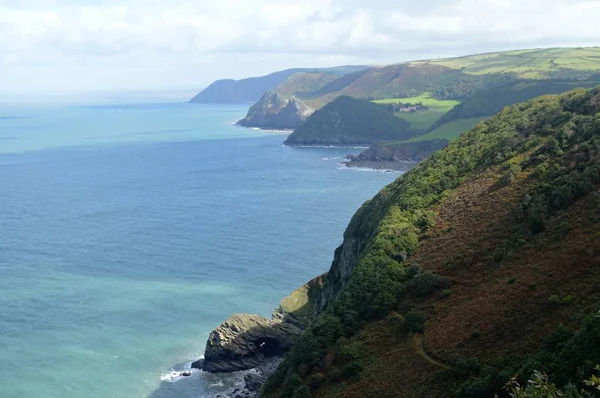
209,381,224,388
337,165,403,173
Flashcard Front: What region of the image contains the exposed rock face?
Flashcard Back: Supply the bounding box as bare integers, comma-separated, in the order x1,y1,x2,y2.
344,139,449,170
194,313,302,373
237,92,314,130
195,274,326,374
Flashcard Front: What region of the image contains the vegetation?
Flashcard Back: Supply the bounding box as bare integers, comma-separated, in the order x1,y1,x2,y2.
284,96,417,146
263,87,600,397
406,117,486,142
374,93,460,131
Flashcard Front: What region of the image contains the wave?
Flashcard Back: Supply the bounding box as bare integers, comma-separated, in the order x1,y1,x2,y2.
337,165,403,174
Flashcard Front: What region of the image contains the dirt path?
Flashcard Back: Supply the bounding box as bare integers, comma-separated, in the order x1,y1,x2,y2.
412,334,450,370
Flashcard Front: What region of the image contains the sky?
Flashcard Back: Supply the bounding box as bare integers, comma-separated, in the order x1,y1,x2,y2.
1,0,600,96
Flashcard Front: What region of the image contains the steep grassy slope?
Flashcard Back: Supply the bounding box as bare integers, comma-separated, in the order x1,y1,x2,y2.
351,77,600,168
303,48,600,108
284,96,415,146
263,87,600,397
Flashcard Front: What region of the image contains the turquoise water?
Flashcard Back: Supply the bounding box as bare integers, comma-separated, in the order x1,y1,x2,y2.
0,102,400,397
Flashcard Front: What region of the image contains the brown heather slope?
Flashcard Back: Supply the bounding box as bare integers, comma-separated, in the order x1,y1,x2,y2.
312,169,600,398
263,87,600,398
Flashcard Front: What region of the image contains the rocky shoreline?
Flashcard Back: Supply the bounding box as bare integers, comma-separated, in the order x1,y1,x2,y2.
343,139,449,170
195,275,326,397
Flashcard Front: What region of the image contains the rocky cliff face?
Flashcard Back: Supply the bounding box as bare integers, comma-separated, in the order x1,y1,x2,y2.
195,274,325,373
237,92,314,130
195,313,302,373
344,139,449,170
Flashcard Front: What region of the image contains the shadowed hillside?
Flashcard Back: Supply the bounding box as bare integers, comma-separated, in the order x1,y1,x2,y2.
263,86,600,398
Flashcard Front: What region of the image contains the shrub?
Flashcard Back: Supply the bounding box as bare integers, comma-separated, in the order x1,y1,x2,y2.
501,170,516,186
549,295,561,305
406,263,422,278
409,272,449,296
281,373,304,398
341,361,364,379
292,385,312,398
559,222,571,239
451,357,482,378
329,368,343,382
405,311,426,333
306,373,325,390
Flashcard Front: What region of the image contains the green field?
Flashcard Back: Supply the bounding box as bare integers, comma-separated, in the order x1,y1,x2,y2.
407,117,487,142
373,93,460,130
411,47,600,77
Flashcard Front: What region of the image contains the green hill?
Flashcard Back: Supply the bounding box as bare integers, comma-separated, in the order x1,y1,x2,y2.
239,47,600,145
283,96,416,146
263,86,600,397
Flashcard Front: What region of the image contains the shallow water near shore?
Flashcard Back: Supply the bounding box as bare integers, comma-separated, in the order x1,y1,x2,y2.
0,102,401,397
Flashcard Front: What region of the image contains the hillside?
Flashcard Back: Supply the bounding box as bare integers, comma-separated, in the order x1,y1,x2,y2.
237,92,314,130
349,76,600,169
190,66,366,104
262,87,600,397
304,47,600,107
238,47,600,142
283,96,415,146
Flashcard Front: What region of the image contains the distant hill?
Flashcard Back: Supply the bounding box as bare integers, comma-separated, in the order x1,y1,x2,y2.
348,76,600,169
189,66,367,104
284,96,416,146
237,47,600,135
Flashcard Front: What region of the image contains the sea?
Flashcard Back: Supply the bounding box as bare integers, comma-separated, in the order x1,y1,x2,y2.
0,98,401,398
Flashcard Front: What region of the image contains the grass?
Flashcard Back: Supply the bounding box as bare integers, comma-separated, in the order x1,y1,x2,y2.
373,93,459,108
407,117,487,142
373,93,460,130
411,47,600,76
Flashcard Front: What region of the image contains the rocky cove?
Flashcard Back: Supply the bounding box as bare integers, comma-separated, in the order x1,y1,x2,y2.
192,275,326,397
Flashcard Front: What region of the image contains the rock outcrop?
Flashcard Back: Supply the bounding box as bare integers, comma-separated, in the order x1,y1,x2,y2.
237,92,314,130
194,274,326,374
193,313,301,373
344,139,449,170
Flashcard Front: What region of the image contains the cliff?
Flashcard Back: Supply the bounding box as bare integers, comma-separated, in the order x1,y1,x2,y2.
196,275,326,396
262,86,600,397
344,139,449,170
284,96,416,146
237,92,314,130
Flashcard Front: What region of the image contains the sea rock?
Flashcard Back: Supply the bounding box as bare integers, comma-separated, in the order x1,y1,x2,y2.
237,91,314,130
193,314,302,373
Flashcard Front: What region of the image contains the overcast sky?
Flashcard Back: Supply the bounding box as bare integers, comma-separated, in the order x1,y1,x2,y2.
1,0,599,95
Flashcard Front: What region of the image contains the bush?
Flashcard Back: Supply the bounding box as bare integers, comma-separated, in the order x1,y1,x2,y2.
405,311,426,333
292,385,312,398
451,357,482,378
406,263,422,278
409,272,449,296
559,222,572,238
329,368,343,382
306,373,325,390
281,373,304,398
341,361,364,379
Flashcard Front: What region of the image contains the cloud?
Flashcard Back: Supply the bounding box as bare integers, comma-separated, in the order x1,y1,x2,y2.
0,0,599,93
